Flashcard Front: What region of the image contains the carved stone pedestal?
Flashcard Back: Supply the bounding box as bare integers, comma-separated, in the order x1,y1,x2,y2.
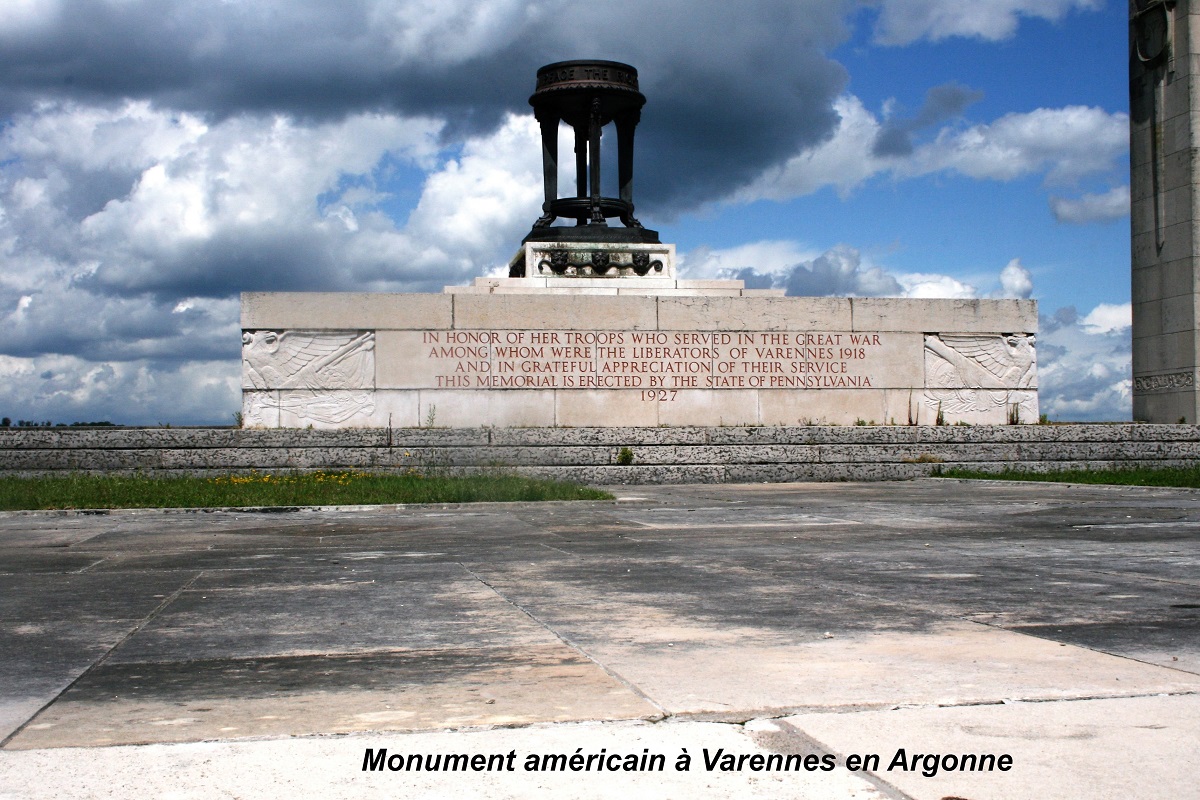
511,241,676,281
240,289,1038,429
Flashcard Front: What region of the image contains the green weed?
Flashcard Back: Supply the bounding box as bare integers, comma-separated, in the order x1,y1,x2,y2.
940,465,1200,488
0,471,611,510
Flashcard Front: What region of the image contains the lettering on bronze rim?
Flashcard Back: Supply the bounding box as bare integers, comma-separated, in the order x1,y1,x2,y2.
536,67,575,88
1134,372,1195,392
535,64,639,91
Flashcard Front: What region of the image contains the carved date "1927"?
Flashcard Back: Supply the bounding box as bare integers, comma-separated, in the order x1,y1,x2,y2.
641,390,678,402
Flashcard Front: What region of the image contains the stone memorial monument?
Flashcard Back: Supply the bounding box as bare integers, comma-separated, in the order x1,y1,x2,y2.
1130,0,1200,422
241,61,1037,428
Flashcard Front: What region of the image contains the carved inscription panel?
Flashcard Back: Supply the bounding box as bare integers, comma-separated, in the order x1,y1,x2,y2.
1133,372,1194,393
376,329,919,391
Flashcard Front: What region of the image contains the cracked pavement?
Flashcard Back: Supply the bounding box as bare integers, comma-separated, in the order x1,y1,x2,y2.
1,479,1198,798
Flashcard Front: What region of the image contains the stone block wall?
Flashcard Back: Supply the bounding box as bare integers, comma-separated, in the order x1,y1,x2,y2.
240,293,1039,429
1129,0,1200,421
2,424,1195,485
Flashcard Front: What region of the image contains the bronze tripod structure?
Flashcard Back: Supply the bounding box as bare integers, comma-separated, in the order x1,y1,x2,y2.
524,60,659,244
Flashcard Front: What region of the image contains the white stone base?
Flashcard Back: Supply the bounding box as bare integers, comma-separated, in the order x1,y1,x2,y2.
446,276,784,297
241,290,1038,428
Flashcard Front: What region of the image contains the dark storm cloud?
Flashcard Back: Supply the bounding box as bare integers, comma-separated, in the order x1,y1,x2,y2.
725,268,778,291
0,0,854,213
4,286,236,362
872,81,983,157
783,247,902,296
1041,305,1079,332
76,225,455,302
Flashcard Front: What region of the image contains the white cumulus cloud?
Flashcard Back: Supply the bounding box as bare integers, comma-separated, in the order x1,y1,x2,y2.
0,354,241,426
870,0,1102,46
738,97,1128,205
907,106,1127,185
996,258,1033,299
1080,302,1132,335
680,240,823,280
1050,186,1130,224
1037,304,1131,421
737,96,883,201
0,101,549,423
896,272,977,299
681,240,1032,301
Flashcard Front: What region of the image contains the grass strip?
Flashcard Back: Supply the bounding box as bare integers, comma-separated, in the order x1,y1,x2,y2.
941,465,1200,488
0,471,613,510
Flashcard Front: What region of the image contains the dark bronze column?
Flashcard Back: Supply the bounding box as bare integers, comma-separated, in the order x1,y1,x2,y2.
588,98,605,225
534,110,558,227
575,125,588,225
615,110,638,226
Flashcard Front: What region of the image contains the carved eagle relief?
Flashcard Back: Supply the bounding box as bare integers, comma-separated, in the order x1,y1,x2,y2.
242,390,375,427
924,334,1036,390
923,334,1037,416
242,330,375,390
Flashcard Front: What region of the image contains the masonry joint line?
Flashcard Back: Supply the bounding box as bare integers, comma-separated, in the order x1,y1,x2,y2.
457,561,669,718
0,570,205,749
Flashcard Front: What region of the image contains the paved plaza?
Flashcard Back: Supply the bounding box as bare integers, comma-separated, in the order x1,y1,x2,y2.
1,479,1198,798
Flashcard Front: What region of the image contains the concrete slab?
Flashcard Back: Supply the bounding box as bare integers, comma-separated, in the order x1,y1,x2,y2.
103,562,557,663
0,720,891,800
784,694,1200,800
465,557,1200,714
8,644,658,748
556,626,1199,715
0,572,199,740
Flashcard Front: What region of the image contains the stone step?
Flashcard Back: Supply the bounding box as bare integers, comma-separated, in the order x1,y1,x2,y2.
2,426,1198,483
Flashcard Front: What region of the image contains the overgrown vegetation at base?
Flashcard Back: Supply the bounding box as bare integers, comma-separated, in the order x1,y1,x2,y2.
941,465,1200,489
0,471,612,510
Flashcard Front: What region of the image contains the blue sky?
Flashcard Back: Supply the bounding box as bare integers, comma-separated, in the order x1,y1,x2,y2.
0,0,1134,424
824,4,1129,307
663,3,1130,305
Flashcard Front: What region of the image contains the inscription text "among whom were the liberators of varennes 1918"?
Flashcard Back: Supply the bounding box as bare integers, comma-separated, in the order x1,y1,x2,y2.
410,329,889,394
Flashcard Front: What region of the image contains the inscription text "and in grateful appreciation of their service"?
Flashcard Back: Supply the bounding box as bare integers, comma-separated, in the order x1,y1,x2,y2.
419,329,886,394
